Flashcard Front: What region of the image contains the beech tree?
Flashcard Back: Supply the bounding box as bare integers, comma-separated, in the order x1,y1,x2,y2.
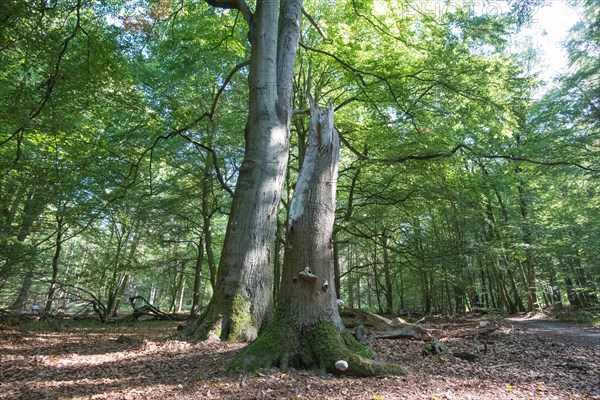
231,100,404,375
190,0,303,341
2,0,597,353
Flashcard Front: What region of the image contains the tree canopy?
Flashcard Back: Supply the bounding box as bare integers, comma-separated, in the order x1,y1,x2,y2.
1,0,598,340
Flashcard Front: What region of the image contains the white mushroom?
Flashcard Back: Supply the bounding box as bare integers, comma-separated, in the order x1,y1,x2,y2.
335,360,348,371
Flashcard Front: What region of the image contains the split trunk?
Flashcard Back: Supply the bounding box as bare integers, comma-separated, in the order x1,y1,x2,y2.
231,101,405,376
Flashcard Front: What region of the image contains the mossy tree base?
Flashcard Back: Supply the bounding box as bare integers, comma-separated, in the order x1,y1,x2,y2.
187,294,260,342
230,313,407,377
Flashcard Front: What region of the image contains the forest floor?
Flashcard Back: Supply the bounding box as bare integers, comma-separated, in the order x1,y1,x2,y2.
1,314,598,400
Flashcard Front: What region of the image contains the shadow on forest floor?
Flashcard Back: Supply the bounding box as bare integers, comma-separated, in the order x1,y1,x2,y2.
0,316,598,399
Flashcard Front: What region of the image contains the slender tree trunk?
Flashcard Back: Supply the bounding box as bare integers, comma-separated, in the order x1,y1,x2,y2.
178,280,186,313
347,248,355,308
201,162,217,290
273,215,284,302
371,248,384,315
149,281,156,305
380,232,394,315
108,219,140,317
517,182,537,311
3,188,48,298
111,274,129,316
478,263,488,308
420,269,431,313
507,268,526,312
493,259,516,313
231,101,404,376
356,274,362,309
190,237,204,316
545,258,563,309
10,271,34,311
43,214,65,314
564,277,582,307
333,234,341,300
398,268,405,311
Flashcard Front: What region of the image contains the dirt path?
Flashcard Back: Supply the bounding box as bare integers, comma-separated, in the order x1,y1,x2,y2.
505,315,600,348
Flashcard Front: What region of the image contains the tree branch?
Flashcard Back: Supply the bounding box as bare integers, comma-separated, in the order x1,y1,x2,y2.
204,0,252,24
475,153,598,172
367,142,598,173
129,59,249,188
299,42,424,133
165,59,250,138
177,133,235,197
336,128,368,160
301,6,326,38
372,143,467,164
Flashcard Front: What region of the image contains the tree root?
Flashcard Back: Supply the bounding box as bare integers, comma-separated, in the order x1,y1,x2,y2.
230,316,407,377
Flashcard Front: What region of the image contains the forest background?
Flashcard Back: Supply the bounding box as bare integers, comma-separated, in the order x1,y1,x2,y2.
1,0,598,329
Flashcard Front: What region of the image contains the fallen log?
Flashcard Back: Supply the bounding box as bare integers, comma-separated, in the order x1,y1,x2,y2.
123,296,187,322
453,351,478,362
343,308,408,330
371,324,433,341
445,321,499,338
344,308,498,341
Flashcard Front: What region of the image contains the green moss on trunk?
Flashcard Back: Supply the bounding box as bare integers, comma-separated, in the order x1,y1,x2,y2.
226,294,258,341
298,321,406,376
187,306,221,341
230,312,297,371
230,314,407,377
188,294,258,342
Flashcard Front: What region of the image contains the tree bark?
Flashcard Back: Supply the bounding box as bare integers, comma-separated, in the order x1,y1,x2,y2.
10,271,34,312
3,187,48,297
190,0,303,342
380,231,394,315
201,159,218,290
231,100,405,376
517,180,538,312
278,100,342,327
190,236,204,316
43,214,65,314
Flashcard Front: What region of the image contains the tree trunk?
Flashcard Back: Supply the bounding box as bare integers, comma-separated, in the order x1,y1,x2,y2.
190,0,302,342
516,166,537,312
273,213,284,302
347,249,355,308
507,267,526,312
178,280,186,313
231,101,405,376
43,214,65,314
190,237,204,316
371,248,384,315
201,160,218,290
493,258,516,313
381,235,394,316
3,188,48,296
332,234,342,301
109,274,129,317
10,271,34,311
